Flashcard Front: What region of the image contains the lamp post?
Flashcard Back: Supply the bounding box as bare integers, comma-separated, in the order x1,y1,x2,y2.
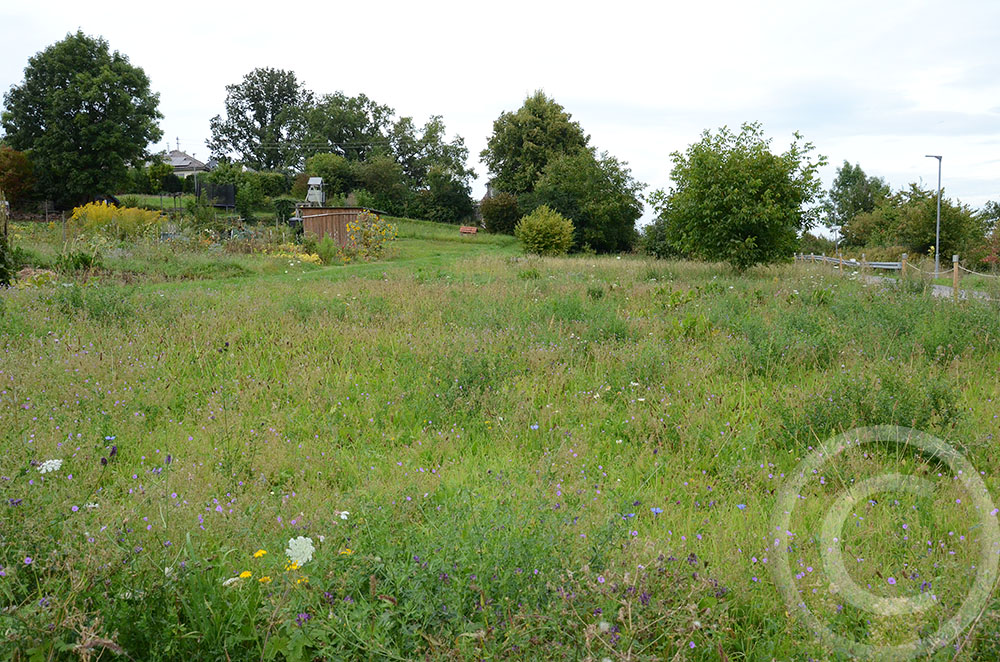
925,155,942,275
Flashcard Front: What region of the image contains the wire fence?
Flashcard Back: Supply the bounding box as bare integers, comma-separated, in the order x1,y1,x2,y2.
795,252,1000,302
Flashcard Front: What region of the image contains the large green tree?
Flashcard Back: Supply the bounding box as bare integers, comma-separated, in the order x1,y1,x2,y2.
649,122,825,271
480,91,589,195
844,184,985,256
0,147,36,206
208,68,311,170
823,161,890,234
1,31,162,207
391,115,474,189
301,92,394,162
529,150,644,253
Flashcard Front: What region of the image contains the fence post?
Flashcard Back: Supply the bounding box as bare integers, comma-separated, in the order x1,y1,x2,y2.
861,253,867,273
953,255,960,302
901,253,908,275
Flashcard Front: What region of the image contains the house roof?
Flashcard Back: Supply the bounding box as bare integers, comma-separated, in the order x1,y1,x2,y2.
165,150,208,172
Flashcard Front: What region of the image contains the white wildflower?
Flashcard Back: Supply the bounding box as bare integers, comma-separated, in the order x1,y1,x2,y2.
285,536,315,566
221,576,241,587
84,502,99,509
598,621,611,632
339,511,349,520
38,459,63,474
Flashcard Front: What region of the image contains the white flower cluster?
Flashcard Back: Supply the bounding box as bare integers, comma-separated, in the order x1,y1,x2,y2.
285,536,315,566
339,511,349,520
38,459,63,474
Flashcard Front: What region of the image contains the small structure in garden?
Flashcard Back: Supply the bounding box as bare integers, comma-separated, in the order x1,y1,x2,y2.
304,177,325,207
300,207,385,247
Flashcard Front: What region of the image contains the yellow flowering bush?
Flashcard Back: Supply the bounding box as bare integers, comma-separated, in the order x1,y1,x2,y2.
261,243,322,265
343,210,397,262
69,202,163,240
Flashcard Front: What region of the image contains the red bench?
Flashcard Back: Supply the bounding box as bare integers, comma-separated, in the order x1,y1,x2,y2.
459,226,478,235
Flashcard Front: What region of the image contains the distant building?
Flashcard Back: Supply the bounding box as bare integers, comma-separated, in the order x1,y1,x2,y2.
164,150,209,178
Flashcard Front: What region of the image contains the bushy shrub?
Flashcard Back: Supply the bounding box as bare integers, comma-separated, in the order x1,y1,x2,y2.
480,192,520,234
514,205,574,256
69,202,162,240
119,195,140,209
639,216,680,259
316,236,339,265
255,172,290,197
272,197,296,223
56,245,102,273
344,210,397,262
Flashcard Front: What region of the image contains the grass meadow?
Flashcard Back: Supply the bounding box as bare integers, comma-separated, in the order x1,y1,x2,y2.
3,219,1000,660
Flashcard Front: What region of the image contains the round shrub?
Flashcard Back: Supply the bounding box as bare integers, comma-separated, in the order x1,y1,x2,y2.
481,192,520,234
514,205,574,256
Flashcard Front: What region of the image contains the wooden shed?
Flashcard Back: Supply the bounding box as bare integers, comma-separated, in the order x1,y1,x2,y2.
299,207,376,247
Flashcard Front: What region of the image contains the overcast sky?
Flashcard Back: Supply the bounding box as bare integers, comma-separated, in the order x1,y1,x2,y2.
2,0,998,225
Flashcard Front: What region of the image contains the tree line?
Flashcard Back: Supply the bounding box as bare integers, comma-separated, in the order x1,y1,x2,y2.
1,31,997,268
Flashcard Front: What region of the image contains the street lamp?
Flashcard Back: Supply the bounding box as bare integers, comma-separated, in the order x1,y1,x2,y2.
925,155,942,275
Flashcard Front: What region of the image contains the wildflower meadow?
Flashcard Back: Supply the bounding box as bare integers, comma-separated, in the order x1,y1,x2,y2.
3,218,1000,660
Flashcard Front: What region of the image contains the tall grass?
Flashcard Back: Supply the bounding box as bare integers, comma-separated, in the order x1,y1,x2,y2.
1,244,999,659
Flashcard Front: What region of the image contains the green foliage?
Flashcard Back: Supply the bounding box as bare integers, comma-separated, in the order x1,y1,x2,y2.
480,91,589,195
256,172,290,197
650,122,825,271
55,245,102,273
208,68,311,170
529,150,644,253
305,153,357,196
316,236,339,264
301,91,394,162
273,197,297,223
480,192,520,234
514,204,574,256
640,216,680,259
343,210,397,261
389,115,475,190
408,165,474,224
798,231,836,255
69,201,162,240
1,31,163,207
844,184,986,256
0,146,36,206
354,155,410,214
236,181,264,222
823,161,890,231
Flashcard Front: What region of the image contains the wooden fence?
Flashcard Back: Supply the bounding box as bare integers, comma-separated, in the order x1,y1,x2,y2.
300,207,367,247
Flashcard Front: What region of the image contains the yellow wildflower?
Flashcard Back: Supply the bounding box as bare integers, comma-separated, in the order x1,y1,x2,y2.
339,548,354,556
296,576,309,584
259,576,272,584
253,549,267,558
239,570,252,579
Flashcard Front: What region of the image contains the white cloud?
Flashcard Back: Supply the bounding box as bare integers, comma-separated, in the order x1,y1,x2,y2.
2,0,998,220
